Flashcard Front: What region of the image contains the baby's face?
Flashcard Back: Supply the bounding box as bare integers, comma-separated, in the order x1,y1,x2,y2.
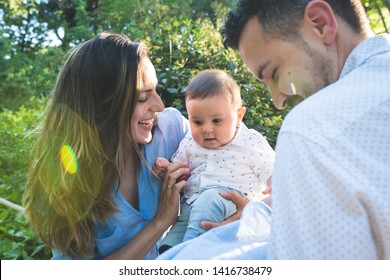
186,94,243,149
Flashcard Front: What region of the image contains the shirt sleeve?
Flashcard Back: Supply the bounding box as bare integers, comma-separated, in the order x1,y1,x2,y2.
170,133,191,164
248,130,275,184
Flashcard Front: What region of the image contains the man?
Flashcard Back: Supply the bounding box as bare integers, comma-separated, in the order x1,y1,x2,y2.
159,0,390,259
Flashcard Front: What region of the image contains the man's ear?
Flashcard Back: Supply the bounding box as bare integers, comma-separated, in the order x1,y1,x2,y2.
237,106,246,123
303,0,338,45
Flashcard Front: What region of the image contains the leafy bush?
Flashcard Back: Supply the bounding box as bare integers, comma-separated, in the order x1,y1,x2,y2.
0,207,51,259
0,47,64,111
145,10,286,147
0,104,51,259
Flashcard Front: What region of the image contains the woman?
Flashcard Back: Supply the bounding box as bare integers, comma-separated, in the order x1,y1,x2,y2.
22,32,190,259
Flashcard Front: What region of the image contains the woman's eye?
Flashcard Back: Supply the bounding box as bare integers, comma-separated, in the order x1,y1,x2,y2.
138,94,148,102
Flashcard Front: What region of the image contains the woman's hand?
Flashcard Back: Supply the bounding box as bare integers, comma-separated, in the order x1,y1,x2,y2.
200,190,249,230
104,162,189,259
155,161,190,227
104,162,189,260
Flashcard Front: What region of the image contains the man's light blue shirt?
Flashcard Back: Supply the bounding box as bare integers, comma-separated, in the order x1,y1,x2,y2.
269,34,390,259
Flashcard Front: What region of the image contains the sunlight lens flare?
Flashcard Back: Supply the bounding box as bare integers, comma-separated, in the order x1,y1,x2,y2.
60,145,78,174
290,82,297,95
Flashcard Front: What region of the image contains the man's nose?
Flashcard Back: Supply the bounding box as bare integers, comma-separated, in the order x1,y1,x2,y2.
268,85,287,110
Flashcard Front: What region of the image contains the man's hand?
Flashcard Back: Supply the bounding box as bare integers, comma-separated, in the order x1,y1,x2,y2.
200,190,249,230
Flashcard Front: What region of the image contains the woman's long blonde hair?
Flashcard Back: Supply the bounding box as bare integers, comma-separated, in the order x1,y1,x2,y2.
23,32,149,258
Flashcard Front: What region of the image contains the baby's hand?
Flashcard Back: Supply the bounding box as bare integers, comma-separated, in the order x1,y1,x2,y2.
153,157,171,178
262,187,272,196
262,176,272,195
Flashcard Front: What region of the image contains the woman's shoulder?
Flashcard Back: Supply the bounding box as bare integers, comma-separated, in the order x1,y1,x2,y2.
157,107,188,130
158,107,182,118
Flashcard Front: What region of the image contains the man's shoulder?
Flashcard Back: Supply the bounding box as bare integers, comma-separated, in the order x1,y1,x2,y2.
279,85,343,146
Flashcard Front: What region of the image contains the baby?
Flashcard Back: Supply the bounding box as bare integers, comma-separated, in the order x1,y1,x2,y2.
153,69,275,253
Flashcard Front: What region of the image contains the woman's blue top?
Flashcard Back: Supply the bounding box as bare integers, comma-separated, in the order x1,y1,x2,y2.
52,108,189,259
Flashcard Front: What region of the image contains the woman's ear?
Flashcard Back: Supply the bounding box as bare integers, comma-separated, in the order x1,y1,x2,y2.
303,0,338,45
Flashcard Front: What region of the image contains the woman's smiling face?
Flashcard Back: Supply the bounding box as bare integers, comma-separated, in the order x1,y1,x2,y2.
131,58,164,144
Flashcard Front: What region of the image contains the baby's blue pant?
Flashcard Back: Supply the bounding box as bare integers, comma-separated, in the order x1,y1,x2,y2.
160,187,238,248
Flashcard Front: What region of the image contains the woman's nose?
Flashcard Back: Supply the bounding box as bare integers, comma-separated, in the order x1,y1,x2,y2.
151,92,165,112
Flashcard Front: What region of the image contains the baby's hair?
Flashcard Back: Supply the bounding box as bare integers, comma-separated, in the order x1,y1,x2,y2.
185,69,242,108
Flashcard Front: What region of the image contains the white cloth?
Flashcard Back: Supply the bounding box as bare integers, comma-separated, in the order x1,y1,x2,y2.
157,201,271,260
269,34,390,259
172,123,275,203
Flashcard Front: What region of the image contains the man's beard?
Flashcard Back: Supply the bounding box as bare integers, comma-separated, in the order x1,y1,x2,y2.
286,39,334,108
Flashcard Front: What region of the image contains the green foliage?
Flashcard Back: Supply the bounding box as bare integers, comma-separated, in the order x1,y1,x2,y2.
0,207,51,260
145,4,286,147
0,0,48,53
364,0,390,33
0,46,65,111
0,105,49,259
0,107,42,199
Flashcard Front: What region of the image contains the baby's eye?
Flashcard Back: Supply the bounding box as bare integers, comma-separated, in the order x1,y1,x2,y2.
213,119,222,124
193,120,203,126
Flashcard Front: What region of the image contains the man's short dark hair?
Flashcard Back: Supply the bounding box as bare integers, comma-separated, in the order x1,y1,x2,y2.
221,0,368,50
